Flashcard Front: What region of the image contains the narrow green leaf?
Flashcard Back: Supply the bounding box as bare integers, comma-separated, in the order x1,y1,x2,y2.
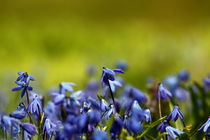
136,116,167,139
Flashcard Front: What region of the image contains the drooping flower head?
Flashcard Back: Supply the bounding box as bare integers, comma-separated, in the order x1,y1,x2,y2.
156,84,172,100
157,120,170,133
28,94,43,118
43,118,56,137
198,117,210,134
101,67,124,87
167,106,184,122
165,126,184,139
10,103,26,120
21,123,37,135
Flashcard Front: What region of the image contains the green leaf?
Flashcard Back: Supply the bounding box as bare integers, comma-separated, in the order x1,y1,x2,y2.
136,116,167,139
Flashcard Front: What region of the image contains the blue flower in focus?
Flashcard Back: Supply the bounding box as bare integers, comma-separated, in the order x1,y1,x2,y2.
165,126,184,139
12,72,35,98
101,67,124,86
28,94,43,118
156,84,172,100
167,106,184,122
178,70,190,82
43,118,56,137
203,77,210,92
198,117,210,134
157,120,170,133
10,103,26,120
91,130,109,140
21,123,37,135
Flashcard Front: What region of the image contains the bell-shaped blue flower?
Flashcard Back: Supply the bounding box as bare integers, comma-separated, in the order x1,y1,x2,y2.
116,61,128,71
167,106,184,122
198,117,210,134
87,110,101,125
101,67,124,86
165,126,184,139
43,118,56,137
10,103,26,120
157,120,169,133
156,84,172,100
28,94,43,118
21,123,37,135
60,82,76,94
124,117,143,134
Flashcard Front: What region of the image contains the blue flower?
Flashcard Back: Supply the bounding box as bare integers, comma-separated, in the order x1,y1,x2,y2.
157,120,169,133
164,75,179,91
12,81,33,98
1,115,20,135
198,117,210,134
100,99,109,112
28,94,43,117
110,114,123,138
16,72,35,84
116,61,128,71
87,110,101,125
53,94,65,105
178,70,190,82
91,130,109,140
101,67,124,86
165,126,184,139
124,116,143,134
76,113,88,133
203,77,210,92
174,87,189,101
43,118,56,137
21,123,37,135
167,106,184,122
156,84,172,100
60,82,76,94
130,87,147,104
10,103,26,120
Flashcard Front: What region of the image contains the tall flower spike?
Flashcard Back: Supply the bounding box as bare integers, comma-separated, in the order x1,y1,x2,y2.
167,106,184,122
165,126,184,139
198,117,210,134
156,84,172,100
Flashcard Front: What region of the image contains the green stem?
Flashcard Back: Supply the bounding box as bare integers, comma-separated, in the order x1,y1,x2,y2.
107,81,117,112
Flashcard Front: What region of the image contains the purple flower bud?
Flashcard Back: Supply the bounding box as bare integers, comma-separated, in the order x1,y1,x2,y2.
21,123,37,135
157,120,169,133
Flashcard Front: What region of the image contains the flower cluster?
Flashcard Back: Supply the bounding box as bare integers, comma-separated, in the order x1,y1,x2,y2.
0,64,210,140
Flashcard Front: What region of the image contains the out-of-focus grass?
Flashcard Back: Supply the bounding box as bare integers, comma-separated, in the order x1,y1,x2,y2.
0,0,210,111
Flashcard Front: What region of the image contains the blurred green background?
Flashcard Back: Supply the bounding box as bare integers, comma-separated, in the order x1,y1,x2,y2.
0,0,210,108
